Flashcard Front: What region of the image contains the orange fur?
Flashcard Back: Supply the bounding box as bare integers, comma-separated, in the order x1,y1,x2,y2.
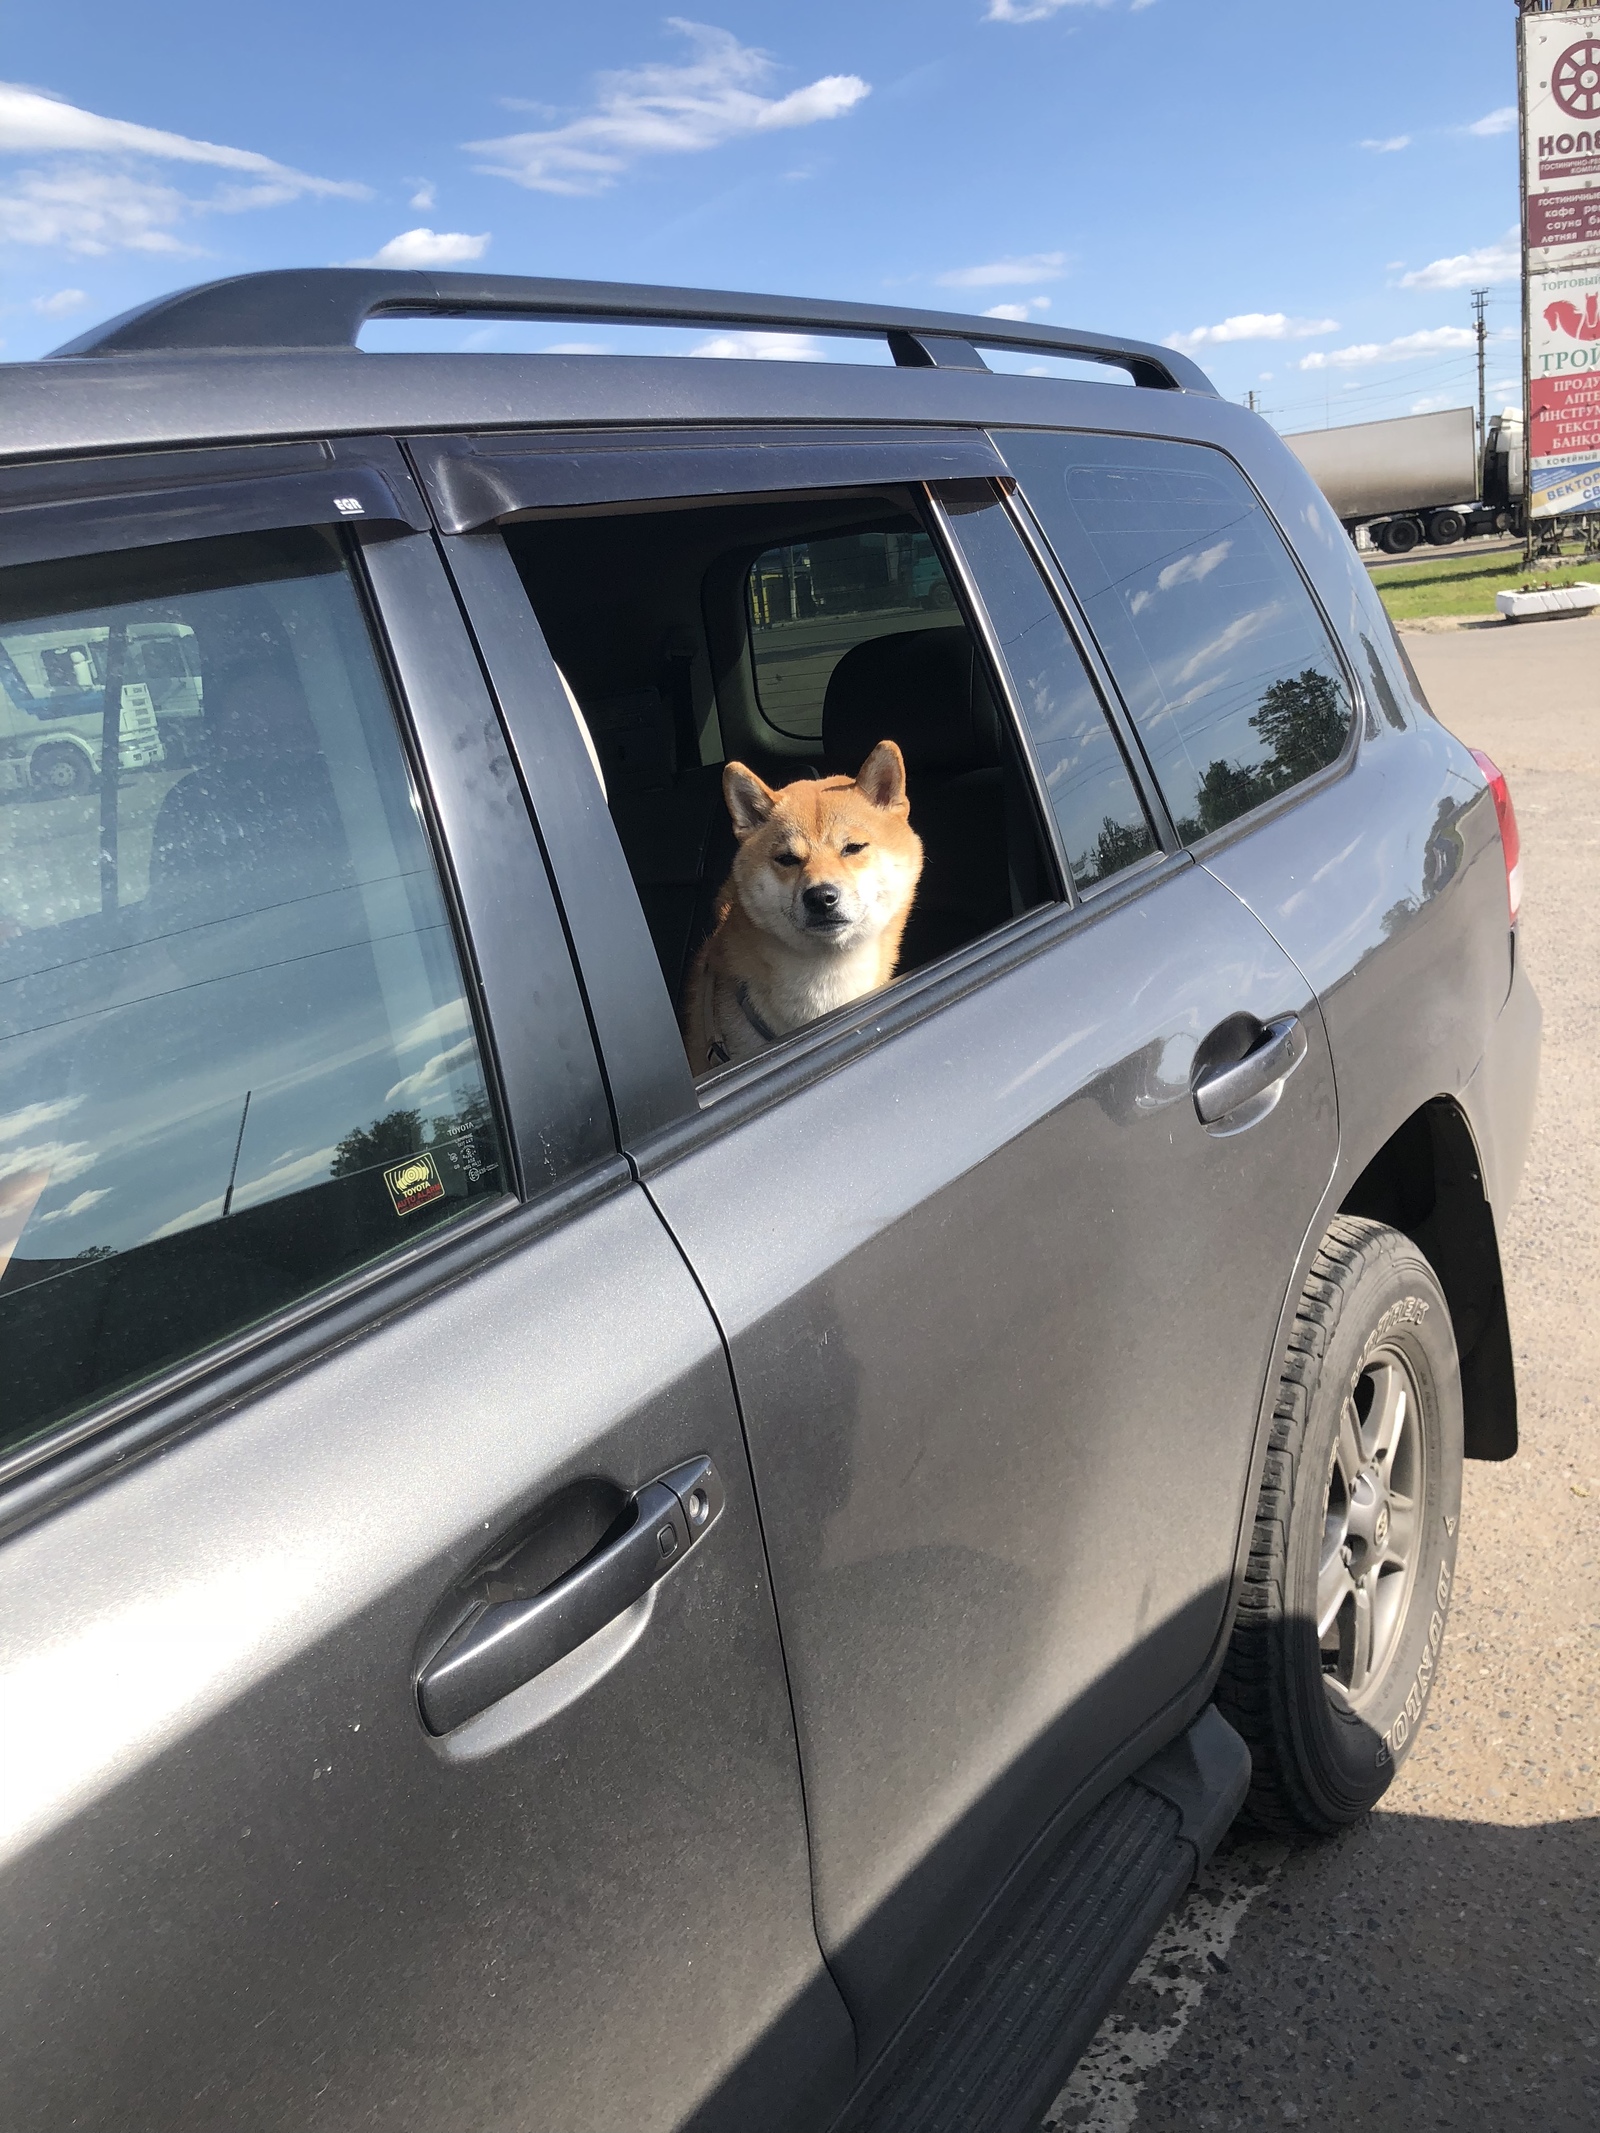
682,740,923,1071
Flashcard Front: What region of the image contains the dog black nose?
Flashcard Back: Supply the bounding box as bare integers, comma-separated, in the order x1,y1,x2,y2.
802,883,841,915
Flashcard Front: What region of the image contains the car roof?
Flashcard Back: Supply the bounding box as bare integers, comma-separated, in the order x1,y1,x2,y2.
1,269,1232,468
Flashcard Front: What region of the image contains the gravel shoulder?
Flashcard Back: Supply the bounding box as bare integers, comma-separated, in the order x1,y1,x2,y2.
1047,617,1600,2132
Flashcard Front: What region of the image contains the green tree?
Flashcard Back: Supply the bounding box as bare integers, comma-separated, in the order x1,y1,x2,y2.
330,1109,423,1178
1250,667,1348,785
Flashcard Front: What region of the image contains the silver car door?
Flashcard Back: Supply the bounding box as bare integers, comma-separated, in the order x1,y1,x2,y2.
0,453,852,2133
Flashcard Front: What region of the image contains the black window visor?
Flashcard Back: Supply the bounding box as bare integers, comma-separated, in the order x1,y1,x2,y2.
408,426,1010,533
0,439,430,571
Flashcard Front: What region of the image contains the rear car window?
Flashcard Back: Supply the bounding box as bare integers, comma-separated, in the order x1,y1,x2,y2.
998,432,1355,842
747,526,958,739
0,528,506,1459
502,487,1057,1074
936,487,1155,894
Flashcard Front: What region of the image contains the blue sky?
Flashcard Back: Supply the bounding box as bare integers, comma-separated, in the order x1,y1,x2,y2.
1,0,1525,431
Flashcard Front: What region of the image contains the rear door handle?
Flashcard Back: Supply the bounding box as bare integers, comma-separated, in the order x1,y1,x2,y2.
418,1458,725,1734
1193,1014,1308,1127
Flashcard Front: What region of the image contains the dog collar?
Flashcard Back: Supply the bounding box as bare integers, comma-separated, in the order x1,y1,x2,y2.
735,982,781,1045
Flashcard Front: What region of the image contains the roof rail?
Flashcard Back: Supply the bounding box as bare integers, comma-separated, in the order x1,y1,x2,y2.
47,268,1216,395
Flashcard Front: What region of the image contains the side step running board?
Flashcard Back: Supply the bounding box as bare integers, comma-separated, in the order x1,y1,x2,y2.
832,1706,1251,2133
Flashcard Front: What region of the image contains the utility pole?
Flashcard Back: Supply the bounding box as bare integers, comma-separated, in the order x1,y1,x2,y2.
1470,287,1489,460
1245,389,1258,414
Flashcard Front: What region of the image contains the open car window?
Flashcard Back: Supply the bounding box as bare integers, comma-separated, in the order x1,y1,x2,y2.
499,478,1161,1083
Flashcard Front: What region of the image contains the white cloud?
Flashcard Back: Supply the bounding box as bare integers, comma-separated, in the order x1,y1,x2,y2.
149,1143,340,1241
470,21,869,196
986,1,1116,20
408,180,436,210
0,81,365,194
0,78,367,256
385,1038,482,1105
983,296,1052,319
35,1188,111,1226
0,1138,95,1188
0,167,196,254
689,330,829,359
1296,327,1476,371
354,226,490,268
1399,230,1519,290
31,285,87,313
0,1099,83,1144
1361,135,1412,154
1468,107,1516,138
1164,312,1338,352
938,251,1067,289
1130,538,1232,612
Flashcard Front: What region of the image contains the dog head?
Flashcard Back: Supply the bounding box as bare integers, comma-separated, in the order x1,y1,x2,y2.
721,741,923,956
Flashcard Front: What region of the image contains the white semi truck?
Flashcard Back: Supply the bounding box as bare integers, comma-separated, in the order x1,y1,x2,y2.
1283,405,1525,554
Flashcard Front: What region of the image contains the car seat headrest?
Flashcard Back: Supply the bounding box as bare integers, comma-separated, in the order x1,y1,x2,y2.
822,628,1001,777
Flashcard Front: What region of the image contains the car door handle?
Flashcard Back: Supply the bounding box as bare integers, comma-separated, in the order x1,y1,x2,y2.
1193,1014,1308,1127
418,1458,725,1735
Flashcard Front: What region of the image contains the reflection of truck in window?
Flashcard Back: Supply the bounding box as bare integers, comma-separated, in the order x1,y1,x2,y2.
0,624,187,798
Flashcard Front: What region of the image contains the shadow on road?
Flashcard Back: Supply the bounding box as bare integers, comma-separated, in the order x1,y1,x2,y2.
1049,1809,1600,2132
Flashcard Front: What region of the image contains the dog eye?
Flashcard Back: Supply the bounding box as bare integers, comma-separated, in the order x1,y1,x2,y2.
773,851,803,868
840,840,868,856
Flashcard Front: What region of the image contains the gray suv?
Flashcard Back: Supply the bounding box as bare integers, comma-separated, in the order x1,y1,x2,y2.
0,272,1539,2133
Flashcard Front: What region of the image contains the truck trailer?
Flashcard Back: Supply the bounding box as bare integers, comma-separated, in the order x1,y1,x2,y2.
1283,405,1525,553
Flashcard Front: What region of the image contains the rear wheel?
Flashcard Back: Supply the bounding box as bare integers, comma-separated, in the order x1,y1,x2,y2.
1217,1217,1463,1833
1381,518,1421,555
1428,510,1464,545
30,744,94,798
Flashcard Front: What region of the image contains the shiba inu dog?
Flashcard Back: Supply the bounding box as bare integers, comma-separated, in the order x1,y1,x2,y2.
682,740,923,1071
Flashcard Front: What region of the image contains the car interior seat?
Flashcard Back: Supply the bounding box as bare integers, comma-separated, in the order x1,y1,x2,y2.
587,687,733,1007
822,626,1048,971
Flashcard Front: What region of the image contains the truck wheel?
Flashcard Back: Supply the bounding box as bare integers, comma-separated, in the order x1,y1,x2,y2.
1216,1216,1463,1834
30,744,94,798
1427,511,1464,546
1381,518,1421,555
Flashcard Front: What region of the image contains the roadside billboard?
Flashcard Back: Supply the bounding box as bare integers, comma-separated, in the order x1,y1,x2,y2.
1521,6,1600,514
1529,263,1600,512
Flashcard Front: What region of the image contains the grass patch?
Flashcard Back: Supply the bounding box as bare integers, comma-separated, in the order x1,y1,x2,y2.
1370,547,1594,622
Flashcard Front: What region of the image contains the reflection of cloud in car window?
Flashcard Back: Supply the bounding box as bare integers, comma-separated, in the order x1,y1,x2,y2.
36,1188,111,1225
148,1142,342,1242
0,1096,85,1144
0,1134,95,1188
385,1037,480,1106
1128,538,1234,614
1166,600,1282,695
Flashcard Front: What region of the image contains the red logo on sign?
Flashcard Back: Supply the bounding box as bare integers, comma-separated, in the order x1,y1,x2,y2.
1553,39,1600,121
1545,293,1600,343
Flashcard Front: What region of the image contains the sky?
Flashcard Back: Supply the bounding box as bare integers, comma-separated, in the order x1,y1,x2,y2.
0,0,1527,432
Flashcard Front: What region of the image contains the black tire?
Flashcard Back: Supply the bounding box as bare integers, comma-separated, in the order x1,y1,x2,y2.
1217,1216,1463,1834
30,744,94,798
1427,510,1464,546
1381,518,1421,555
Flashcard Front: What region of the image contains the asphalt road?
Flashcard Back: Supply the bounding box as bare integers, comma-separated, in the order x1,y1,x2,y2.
1046,615,1600,2133
1363,534,1525,573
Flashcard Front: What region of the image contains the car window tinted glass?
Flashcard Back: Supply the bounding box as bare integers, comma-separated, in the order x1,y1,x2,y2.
0,528,506,1460
938,488,1155,892
999,432,1355,842
747,526,958,739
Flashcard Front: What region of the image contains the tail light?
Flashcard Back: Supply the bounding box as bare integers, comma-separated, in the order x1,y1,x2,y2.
1469,748,1522,924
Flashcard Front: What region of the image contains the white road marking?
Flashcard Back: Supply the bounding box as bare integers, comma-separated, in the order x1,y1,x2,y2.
1042,1838,1290,2132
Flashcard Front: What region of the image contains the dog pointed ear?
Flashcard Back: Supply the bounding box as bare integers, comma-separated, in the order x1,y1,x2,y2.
723,760,777,838
856,739,909,816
